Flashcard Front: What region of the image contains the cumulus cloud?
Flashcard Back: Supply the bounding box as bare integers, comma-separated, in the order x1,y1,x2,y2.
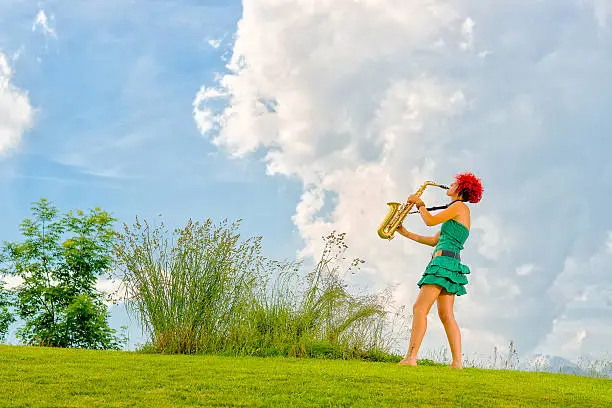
195,0,612,361
0,52,34,155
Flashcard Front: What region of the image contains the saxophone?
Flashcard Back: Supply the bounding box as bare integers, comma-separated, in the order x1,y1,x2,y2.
377,181,449,240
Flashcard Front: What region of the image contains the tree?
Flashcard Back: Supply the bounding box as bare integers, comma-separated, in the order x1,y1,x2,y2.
0,281,15,342
0,198,121,349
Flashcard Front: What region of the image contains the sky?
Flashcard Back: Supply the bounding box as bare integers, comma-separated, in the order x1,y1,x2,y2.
2,0,612,365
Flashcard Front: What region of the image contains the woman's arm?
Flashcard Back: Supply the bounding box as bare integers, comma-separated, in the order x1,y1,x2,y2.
406,195,465,227
417,204,462,226
396,226,440,247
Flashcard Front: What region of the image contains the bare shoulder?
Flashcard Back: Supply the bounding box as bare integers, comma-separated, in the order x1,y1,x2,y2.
457,201,470,213
449,200,469,212
452,201,471,227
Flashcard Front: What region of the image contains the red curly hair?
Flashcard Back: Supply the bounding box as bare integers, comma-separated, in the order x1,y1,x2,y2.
454,172,483,203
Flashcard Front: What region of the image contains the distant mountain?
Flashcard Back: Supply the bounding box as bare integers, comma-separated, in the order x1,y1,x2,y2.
518,354,612,378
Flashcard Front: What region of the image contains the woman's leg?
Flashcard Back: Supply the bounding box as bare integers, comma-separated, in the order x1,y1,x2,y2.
399,284,442,365
436,289,462,369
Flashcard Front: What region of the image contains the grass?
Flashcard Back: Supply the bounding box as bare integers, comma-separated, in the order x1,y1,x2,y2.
1,345,610,407
3,216,610,406
112,220,398,360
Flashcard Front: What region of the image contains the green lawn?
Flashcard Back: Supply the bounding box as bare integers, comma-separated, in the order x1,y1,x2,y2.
1,345,610,407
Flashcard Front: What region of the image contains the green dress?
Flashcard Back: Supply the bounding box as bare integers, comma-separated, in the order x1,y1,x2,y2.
417,219,471,296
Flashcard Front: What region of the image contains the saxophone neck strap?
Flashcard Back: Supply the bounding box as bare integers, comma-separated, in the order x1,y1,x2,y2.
408,199,463,214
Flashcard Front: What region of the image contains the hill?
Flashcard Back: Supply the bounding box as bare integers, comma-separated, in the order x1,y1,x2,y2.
1,345,610,407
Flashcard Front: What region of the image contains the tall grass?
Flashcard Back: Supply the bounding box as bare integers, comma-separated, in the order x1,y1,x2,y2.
112,218,399,360
423,340,612,379
237,231,398,360
112,217,267,354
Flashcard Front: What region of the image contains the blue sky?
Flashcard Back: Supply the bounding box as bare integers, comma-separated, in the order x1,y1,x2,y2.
2,0,612,366
0,0,303,256
0,0,303,347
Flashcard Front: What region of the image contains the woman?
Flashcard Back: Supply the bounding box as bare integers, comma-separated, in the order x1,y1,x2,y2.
396,172,483,369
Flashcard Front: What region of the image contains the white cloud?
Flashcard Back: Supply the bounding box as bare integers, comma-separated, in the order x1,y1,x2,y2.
0,275,23,289
516,263,536,276
0,52,34,155
460,17,475,51
195,0,612,360
11,47,24,63
96,279,126,306
471,215,516,261
193,86,229,135
32,9,57,39
591,0,612,28
1,275,124,307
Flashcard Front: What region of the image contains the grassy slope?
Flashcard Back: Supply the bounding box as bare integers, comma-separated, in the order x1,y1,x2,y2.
1,345,610,408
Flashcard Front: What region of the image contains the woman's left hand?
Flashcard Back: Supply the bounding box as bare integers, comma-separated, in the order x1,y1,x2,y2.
407,194,424,205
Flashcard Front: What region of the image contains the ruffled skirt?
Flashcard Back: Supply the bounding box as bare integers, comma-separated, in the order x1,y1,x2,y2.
417,255,471,296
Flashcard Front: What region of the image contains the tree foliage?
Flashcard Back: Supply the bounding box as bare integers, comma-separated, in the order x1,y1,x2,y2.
0,281,15,342
0,198,121,349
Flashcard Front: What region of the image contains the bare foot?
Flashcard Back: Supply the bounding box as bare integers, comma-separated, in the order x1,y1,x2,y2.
449,363,463,370
398,358,417,366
